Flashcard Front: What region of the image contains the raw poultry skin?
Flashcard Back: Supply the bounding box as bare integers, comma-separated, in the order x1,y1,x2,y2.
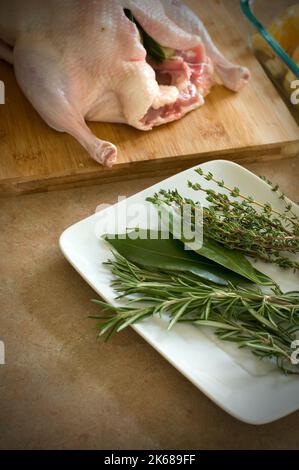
0,0,250,166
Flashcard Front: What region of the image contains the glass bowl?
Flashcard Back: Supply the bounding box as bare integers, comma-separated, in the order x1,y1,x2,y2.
240,0,299,120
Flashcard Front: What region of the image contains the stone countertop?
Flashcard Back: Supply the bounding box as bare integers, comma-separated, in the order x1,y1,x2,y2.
0,157,299,450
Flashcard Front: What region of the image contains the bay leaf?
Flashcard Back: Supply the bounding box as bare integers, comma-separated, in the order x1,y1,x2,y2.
103,230,256,286
155,202,273,286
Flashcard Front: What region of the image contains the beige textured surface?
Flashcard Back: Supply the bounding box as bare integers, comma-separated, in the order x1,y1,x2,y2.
0,157,299,450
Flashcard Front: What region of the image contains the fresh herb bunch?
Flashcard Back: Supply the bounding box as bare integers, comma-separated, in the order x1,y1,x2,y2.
147,169,299,271
91,252,299,373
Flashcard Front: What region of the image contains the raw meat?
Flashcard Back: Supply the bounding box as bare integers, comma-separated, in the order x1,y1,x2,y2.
0,0,250,166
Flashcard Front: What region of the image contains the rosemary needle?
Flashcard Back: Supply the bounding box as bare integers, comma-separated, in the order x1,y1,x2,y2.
91,252,299,374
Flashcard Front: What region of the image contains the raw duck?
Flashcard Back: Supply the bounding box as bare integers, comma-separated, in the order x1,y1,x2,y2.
0,0,250,166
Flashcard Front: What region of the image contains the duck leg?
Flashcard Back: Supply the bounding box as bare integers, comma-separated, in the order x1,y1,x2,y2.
13,38,117,166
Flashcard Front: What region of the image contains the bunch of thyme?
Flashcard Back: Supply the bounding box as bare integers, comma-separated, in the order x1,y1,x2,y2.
147,168,299,271
91,252,299,373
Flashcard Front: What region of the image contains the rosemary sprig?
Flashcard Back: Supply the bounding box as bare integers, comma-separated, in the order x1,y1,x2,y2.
91,252,299,373
147,169,299,271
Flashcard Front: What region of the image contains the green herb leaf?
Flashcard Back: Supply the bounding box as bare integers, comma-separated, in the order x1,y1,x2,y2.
103,230,252,286
196,237,273,285
124,8,175,62
142,31,175,61
156,202,274,286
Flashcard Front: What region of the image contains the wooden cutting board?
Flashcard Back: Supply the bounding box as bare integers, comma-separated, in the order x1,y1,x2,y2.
0,0,298,195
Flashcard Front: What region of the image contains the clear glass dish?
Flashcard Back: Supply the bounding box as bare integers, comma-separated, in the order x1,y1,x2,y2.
240,0,299,120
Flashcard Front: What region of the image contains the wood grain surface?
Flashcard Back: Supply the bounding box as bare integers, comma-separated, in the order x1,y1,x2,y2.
0,0,298,195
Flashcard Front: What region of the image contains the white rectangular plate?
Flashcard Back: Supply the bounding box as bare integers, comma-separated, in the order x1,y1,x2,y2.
60,160,299,424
